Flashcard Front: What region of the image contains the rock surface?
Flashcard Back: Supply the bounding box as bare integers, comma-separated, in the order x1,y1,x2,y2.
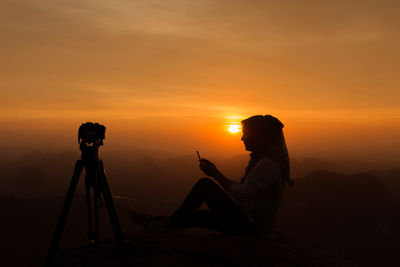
54,229,359,266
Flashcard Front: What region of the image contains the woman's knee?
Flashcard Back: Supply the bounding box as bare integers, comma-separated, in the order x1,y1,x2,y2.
196,177,216,187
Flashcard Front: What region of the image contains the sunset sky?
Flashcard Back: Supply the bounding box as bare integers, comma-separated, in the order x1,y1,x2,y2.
1,0,399,161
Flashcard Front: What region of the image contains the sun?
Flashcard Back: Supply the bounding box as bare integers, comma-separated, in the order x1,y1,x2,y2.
227,124,241,134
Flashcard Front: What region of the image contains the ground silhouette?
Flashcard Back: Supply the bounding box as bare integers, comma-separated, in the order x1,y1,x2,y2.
1,151,399,266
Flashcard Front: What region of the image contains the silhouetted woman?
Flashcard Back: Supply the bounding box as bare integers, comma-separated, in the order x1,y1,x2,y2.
130,115,294,237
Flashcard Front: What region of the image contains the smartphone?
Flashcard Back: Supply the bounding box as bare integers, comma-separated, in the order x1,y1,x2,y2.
196,149,201,160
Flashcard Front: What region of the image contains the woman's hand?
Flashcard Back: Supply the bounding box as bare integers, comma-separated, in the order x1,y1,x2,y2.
199,158,221,178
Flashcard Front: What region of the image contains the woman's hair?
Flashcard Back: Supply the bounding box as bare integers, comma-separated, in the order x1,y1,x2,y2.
241,115,294,187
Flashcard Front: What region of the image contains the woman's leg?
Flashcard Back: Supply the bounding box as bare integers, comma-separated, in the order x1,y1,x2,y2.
171,177,256,235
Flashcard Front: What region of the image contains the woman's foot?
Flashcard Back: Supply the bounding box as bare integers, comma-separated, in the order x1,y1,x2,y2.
127,209,187,231
127,209,153,230
148,215,187,231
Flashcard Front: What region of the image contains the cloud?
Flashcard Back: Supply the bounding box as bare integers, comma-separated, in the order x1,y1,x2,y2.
0,0,399,118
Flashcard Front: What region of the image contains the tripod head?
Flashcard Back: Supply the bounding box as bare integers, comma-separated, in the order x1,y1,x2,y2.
78,122,105,157
78,122,105,147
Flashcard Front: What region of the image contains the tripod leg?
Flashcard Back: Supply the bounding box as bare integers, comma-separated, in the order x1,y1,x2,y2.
86,184,95,243
93,185,100,243
45,160,84,267
86,185,100,243
98,165,132,266
98,160,125,246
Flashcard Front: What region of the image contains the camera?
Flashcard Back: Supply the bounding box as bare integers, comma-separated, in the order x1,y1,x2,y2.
78,122,106,144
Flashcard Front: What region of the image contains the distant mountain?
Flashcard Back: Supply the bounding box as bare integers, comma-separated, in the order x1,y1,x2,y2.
12,167,52,197
276,170,398,266
369,169,400,204
290,157,344,177
283,170,389,213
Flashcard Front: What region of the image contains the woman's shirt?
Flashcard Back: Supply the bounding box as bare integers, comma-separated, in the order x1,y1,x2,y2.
227,157,285,237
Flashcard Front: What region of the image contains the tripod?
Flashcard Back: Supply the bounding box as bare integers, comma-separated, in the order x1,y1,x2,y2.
46,140,126,266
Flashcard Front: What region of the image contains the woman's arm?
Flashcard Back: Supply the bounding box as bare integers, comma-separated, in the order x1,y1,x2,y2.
228,158,281,201
199,159,235,191
213,171,235,191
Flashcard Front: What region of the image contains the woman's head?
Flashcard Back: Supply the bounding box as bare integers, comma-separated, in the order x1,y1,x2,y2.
241,115,284,152
241,115,294,187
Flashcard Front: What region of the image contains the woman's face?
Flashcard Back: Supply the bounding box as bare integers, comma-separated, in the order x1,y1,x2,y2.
241,125,264,151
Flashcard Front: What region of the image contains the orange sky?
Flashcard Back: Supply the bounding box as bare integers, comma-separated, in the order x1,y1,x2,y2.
1,0,399,161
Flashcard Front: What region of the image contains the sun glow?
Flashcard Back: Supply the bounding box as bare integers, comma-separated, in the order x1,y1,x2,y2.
227,124,241,134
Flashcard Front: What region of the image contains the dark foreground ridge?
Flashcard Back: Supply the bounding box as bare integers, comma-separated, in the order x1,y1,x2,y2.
53,229,359,266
